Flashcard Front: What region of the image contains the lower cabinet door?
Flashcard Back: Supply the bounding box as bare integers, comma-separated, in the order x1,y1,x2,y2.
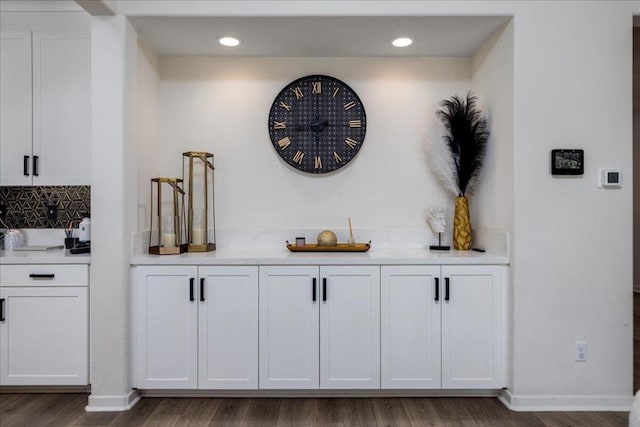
441,265,505,389
0,286,88,385
198,266,258,389
320,266,380,389
259,266,319,389
381,266,442,388
134,266,198,389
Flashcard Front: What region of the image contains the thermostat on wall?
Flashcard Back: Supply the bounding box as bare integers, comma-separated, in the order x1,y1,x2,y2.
597,169,621,188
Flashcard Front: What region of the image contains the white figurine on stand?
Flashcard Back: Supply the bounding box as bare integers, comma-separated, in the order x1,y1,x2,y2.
427,207,450,251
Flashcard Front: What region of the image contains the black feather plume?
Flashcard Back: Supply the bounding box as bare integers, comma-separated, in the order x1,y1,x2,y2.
435,92,489,196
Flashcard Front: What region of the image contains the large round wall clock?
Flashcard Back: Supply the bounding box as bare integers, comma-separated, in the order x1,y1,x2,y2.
268,75,366,174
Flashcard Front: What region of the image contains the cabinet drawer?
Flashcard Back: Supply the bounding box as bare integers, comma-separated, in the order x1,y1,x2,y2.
0,264,88,287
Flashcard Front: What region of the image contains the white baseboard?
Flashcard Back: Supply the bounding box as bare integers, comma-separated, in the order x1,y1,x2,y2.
85,389,140,412
499,390,633,412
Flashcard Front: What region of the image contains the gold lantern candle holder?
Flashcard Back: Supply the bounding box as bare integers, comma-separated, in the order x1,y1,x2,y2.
183,151,216,252
148,178,188,255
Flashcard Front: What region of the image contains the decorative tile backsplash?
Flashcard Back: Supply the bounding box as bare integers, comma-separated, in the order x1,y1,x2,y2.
0,186,90,229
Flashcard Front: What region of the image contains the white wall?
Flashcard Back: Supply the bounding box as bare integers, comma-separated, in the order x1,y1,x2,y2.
511,2,633,407
137,39,162,230
470,19,515,389
88,0,636,411
87,14,139,411
157,57,470,231
470,21,514,234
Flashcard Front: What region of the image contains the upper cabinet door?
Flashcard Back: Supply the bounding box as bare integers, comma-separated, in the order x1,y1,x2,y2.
198,266,258,389
381,265,442,389
320,265,380,389
0,31,32,186
259,266,320,389
32,32,90,185
441,265,506,389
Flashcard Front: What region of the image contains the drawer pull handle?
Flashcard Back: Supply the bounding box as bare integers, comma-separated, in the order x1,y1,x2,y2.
445,277,450,301
24,155,30,176
29,274,55,279
33,156,39,176
0,298,5,322
200,278,205,302
312,278,317,302
189,278,195,302
434,277,440,302
322,278,327,302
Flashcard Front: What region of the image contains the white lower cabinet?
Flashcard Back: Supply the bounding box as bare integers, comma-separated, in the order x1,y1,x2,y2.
381,265,506,389
259,265,380,389
134,262,505,392
0,264,88,386
133,266,258,389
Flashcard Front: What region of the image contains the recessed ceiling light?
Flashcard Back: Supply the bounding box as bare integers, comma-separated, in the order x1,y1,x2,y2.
391,37,413,48
218,36,240,47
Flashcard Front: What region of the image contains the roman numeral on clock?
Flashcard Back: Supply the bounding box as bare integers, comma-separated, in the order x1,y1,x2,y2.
277,136,292,149
345,138,359,149
344,101,356,110
292,150,305,164
274,121,287,129
312,82,321,94
279,101,292,111
315,156,322,169
333,152,342,163
349,120,362,128
292,87,304,99
332,87,340,97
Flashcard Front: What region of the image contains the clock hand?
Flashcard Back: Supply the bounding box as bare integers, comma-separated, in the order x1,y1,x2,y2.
310,119,329,133
294,120,330,132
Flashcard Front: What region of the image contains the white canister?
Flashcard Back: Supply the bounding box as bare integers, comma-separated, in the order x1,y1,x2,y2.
79,217,91,242
4,229,25,250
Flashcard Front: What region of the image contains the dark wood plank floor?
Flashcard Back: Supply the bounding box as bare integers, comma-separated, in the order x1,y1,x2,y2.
0,394,629,426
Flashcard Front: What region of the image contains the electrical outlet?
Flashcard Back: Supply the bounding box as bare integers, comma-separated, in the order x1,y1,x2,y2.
576,341,587,362
46,204,58,221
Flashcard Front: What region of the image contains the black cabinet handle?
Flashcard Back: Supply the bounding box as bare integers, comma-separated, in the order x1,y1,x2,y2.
312,278,317,302
0,298,5,322
322,278,327,302
445,277,450,301
434,277,440,301
33,156,39,176
189,278,195,302
29,273,55,279
200,278,205,302
23,155,30,176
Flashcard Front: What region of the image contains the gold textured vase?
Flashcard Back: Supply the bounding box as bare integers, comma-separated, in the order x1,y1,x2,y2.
453,196,472,250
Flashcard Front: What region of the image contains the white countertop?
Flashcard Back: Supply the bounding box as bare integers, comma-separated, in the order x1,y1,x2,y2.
130,247,508,266
0,248,91,265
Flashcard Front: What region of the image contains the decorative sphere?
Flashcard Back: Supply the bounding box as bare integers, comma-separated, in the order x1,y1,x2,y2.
317,230,338,246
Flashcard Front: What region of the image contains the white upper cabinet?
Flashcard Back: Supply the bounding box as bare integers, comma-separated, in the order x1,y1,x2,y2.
0,30,90,186
0,31,32,186
32,32,91,185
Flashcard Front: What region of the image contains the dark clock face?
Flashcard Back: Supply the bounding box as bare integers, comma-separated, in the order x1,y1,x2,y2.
268,75,366,174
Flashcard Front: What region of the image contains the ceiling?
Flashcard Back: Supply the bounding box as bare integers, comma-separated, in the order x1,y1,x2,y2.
129,15,510,57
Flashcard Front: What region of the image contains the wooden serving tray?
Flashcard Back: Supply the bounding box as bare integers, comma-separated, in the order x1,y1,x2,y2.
286,241,371,252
